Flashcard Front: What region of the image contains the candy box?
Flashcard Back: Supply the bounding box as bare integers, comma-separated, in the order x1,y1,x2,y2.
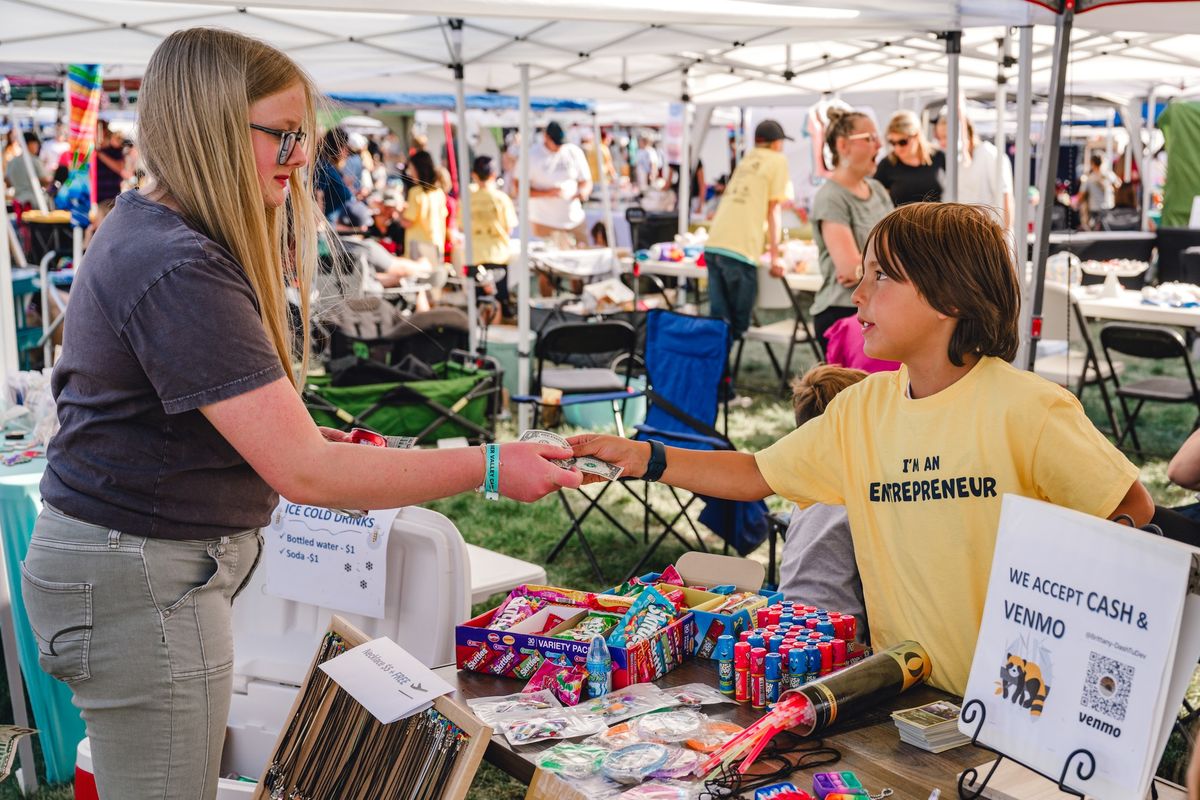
455,585,695,689
633,553,783,659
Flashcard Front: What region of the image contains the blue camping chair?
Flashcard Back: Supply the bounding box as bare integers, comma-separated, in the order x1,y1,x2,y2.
549,309,768,582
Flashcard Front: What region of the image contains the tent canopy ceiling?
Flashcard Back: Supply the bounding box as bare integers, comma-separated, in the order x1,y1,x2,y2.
5,1,1200,104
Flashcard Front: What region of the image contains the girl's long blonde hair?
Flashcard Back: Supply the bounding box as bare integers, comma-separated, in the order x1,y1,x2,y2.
138,27,319,385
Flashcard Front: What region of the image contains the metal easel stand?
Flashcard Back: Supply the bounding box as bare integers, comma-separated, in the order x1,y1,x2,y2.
955,698,1096,800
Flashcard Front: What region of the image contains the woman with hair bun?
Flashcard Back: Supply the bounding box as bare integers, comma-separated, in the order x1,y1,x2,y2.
809,108,893,342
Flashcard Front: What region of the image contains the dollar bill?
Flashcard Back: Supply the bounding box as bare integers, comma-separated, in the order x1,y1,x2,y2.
518,430,623,480
0,726,36,781
383,436,418,449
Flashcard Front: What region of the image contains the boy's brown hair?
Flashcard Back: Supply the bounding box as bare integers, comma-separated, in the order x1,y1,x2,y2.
792,364,869,427
864,202,1020,367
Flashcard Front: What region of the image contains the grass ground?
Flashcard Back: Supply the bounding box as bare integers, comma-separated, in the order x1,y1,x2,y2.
3,320,1197,799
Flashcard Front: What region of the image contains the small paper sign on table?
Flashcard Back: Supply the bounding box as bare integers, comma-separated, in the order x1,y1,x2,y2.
263,499,401,619
320,637,455,724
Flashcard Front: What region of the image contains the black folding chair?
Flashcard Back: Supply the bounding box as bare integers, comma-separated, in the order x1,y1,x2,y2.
1099,323,1200,454
516,320,639,436
548,310,741,583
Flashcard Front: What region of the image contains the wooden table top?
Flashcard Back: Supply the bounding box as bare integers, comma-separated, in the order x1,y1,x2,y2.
435,658,992,799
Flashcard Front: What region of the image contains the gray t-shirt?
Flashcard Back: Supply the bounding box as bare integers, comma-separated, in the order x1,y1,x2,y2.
810,178,893,316
41,191,287,540
778,503,870,644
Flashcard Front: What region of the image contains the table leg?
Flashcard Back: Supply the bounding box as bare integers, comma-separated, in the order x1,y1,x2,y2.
0,541,39,795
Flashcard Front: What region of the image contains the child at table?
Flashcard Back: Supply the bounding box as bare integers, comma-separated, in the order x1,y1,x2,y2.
570,202,1153,695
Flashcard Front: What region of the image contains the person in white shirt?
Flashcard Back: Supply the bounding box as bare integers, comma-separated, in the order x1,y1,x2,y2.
635,133,661,194
514,120,592,247
935,115,1014,230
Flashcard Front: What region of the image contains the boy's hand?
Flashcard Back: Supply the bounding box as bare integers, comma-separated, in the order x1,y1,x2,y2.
568,434,650,484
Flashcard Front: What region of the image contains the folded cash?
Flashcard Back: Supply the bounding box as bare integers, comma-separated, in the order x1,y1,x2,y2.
519,429,623,480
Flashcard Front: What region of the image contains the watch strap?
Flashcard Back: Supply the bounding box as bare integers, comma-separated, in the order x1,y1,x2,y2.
643,439,667,483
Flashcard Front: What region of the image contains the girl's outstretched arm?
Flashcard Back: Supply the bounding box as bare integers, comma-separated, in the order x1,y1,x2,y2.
569,434,773,501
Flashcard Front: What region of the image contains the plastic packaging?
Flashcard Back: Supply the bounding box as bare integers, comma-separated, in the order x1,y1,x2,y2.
618,781,693,798
685,720,744,753
648,746,702,779
575,683,679,725
467,690,561,726
523,658,588,706
663,682,734,708
601,743,671,784
535,742,608,779
497,710,607,746
633,709,705,743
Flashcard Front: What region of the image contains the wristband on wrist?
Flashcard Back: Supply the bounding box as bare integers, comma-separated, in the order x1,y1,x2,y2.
478,443,501,500
643,439,667,483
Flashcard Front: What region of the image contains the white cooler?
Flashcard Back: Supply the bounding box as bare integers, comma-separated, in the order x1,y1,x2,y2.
75,505,472,798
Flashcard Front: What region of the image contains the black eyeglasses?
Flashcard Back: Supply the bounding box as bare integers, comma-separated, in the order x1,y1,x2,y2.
888,137,910,148
249,123,306,165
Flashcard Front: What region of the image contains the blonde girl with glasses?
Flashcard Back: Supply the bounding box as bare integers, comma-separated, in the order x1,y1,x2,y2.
808,108,894,342
23,28,578,799
874,109,945,207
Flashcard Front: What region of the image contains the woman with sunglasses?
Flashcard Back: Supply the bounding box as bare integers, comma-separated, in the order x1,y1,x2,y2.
873,110,945,207
809,108,894,342
22,28,579,799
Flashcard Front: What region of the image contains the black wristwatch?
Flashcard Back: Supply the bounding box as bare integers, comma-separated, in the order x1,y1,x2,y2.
643,439,667,482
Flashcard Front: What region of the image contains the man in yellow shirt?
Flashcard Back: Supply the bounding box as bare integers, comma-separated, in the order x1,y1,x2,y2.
467,156,518,318
704,119,793,342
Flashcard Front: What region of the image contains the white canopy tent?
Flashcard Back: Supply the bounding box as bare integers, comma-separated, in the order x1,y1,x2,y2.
7,0,1200,394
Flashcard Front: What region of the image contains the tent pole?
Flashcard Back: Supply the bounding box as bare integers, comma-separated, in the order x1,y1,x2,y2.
1013,26,1035,371
0,120,18,379
591,112,615,259
517,64,532,434
450,19,478,354
941,30,962,203
677,69,691,238
995,30,1011,221
1024,8,1073,372
1105,107,1115,171
1141,87,1158,232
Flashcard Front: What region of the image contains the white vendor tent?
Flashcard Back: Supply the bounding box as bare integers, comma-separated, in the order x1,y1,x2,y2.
7,0,1200,398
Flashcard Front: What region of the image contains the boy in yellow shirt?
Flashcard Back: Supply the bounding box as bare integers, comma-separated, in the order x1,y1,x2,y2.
704,119,793,341
571,203,1153,696
467,156,518,318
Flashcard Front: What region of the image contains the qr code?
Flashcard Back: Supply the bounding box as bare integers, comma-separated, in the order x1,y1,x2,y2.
1080,651,1134,721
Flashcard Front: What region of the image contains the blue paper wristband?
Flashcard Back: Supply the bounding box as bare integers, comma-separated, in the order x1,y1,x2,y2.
482,443,501,500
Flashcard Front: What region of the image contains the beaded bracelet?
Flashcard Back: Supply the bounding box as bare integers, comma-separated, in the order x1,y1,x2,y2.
479,443,501,501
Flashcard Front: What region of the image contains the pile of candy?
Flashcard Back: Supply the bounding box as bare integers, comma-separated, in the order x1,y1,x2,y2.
557,612,622,643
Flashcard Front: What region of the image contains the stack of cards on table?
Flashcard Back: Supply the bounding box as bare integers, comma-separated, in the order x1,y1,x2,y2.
892,700,971,752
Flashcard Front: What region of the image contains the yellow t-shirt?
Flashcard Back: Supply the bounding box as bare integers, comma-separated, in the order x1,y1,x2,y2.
705,146,792,265
468,182,517,266
403,185,447,250
754,357,1138,695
